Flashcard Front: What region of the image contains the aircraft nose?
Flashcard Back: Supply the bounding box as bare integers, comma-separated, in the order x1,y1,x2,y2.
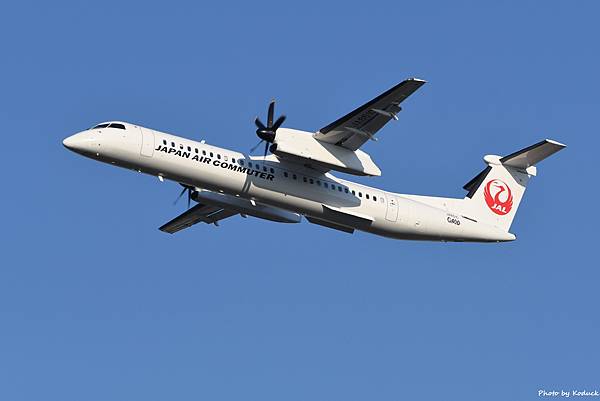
62,134,77,149
62,132,90,152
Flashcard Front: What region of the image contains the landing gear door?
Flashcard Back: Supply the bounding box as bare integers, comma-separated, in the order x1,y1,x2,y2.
385,195,399,222
140,127,155,157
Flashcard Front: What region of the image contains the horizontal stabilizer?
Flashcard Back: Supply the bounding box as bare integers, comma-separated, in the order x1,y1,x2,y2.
500,139,566,169
460,138,566,232
463,139,566,199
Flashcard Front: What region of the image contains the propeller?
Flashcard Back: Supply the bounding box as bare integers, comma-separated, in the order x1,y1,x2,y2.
252,99,285,157
173,184,194,209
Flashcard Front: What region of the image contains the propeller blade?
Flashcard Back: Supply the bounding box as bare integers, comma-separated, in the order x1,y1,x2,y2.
187,189,191,209
272,115,286,131
250,139,264,153
173,186,187,205
267,100,275,127
253,100,284,148
254,117,266,131
263,141,269,158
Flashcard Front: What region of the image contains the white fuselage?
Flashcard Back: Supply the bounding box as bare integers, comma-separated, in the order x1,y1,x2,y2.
63,123,515,242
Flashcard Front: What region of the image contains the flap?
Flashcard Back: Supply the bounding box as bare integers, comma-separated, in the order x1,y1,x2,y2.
306,216,354,234
322,204,374,227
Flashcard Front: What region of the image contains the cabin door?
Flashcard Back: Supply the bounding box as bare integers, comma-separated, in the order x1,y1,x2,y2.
385,195,399,222
140,127,155,157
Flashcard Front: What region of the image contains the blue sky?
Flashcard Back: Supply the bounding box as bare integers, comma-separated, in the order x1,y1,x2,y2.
1,1,598,400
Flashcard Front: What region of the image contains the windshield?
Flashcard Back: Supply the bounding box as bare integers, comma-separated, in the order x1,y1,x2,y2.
91,122,126,130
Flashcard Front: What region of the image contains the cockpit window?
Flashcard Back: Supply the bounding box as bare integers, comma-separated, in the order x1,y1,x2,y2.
91,122,126,130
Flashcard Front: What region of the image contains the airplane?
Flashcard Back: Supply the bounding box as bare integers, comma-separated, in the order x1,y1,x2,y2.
62,78,565,242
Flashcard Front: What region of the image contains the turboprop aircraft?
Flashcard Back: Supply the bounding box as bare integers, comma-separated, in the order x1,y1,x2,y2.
62,78,565,242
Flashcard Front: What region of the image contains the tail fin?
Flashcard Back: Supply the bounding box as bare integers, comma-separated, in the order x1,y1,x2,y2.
462,139,566,231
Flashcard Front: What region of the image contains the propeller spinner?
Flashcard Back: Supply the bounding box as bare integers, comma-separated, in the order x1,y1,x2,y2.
252,100,285,157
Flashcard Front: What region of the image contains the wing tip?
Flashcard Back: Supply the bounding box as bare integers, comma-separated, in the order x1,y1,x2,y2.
407,77,427,83
545,138,567,148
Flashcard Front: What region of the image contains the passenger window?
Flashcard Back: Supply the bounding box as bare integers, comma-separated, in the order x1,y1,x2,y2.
270,168,274,174
249,162,253,168
224,155,228,161
366,194,370,200
180,144,184,150
303,177,307,183
217,154,221,160
344,188,349,193
171,142,175,147
195,148,198,154
293,174,297,180
331,185,335,191
359,192,363,198
210,152,214,157
323,182,328,188
187,146,191,152
284,172,289,178
202,150,206,156
338,186,342,192
240,160,244,166
373,196,377,201
163,139,167,145
309,178,314,184
263,166,267,172
352,190,356,195
232,158,235,163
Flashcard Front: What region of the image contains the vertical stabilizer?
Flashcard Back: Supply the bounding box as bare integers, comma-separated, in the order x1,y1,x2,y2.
462,139,565,231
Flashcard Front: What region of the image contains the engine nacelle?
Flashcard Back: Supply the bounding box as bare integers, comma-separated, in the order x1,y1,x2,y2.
272,128,382,176
191,189,301,223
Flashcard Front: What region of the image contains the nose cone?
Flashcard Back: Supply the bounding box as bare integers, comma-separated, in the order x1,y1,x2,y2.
62,134,79,150
63,131,95,154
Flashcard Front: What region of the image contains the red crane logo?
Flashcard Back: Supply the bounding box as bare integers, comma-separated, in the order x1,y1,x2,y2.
484,179,513,215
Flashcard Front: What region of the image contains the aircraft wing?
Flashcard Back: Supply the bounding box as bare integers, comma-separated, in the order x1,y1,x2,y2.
313,78,426,151
159,203,237,234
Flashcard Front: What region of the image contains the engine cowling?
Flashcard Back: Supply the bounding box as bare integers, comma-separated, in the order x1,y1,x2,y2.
191,189,301,223
272,128,381,176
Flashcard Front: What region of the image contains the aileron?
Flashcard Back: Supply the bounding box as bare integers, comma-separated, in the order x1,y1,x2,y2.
159,203,237,234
